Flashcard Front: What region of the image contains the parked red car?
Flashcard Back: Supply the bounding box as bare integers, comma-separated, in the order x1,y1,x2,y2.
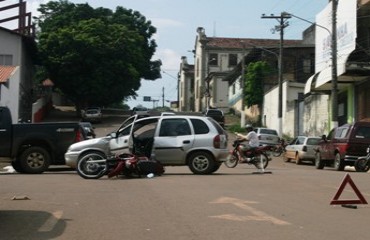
314,121,370,171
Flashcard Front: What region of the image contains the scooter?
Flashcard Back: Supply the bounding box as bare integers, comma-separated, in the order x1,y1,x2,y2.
224,139,272,169
354,145,370,172
77,152,165,179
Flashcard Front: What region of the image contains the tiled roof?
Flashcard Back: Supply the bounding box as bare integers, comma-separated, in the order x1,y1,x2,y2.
0,65,16,83
206,37,303,49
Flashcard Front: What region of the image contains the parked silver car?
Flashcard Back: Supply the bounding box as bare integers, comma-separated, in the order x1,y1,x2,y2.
254,127,280,146
284,136,321,164
65,115,229,174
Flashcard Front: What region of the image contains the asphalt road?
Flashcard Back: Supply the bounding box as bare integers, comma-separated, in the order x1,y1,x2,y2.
1,109,370,240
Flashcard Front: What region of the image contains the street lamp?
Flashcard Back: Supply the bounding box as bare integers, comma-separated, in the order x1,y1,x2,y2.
283,5,338,128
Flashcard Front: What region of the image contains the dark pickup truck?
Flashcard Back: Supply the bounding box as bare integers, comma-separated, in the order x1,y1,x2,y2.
314,121,370,171
0,106,85,173
203,108,225,128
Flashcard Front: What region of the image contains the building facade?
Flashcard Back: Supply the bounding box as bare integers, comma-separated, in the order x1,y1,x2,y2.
303,0,370,135
0,27,37,123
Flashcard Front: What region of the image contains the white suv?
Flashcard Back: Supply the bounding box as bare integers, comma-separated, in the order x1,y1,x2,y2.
65,115,229,174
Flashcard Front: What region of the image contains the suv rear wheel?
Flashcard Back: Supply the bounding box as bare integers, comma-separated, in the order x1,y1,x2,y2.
333,153,345,171
315,152,324,169
188,151,215,174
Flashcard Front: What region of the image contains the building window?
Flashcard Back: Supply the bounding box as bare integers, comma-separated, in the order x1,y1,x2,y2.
0,55,13,65
232,83,236,95
209,53,218,66
196,58,199,77
303,58,313,74
229,54,237,66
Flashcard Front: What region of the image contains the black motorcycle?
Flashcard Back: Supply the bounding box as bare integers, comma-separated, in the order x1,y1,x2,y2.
354,145,370,172
224,139,272,169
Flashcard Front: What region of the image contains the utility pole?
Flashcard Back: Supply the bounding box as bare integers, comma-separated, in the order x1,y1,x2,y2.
240,41,246,127
331,0,338,128
261,13,291,137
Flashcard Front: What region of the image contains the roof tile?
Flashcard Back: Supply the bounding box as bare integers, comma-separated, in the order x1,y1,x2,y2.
0,65,16,83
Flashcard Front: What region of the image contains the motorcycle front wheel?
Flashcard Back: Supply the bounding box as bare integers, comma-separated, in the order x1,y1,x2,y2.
354,157,370,172
77,152,107,179
252,153,269,170
224,152,239,168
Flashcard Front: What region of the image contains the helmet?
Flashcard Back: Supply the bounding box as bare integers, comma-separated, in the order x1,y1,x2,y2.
245,124,253,130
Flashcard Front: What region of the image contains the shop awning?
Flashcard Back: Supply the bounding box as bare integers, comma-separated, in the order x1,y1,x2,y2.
304,62,370,94
304,72,320,94
314,67,332,91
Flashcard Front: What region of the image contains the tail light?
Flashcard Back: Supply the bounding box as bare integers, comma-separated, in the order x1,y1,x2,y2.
213,135,221,148
75,129,83,142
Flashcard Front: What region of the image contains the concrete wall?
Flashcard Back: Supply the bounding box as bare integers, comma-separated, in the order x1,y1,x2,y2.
263,81,306,138
303,94,330,136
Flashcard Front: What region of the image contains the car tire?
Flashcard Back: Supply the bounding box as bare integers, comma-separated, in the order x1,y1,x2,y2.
211,162,222,173
19,146,50,174
315,152,324,169
188,151,215,174
354,158,370,172
11,160,25,173
295,153,302,165
333,153,345,171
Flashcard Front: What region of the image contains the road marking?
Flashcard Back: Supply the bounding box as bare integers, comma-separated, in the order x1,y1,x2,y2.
38,210,63,232
210,197,291,225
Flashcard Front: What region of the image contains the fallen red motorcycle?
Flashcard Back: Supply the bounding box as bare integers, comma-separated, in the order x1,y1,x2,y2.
76,152,165,179
224,139,272,169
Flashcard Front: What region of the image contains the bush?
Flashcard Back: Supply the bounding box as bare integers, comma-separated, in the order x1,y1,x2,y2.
227,124,245,134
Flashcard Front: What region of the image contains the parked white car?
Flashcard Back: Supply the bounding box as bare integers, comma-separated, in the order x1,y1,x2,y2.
82,107,102,123
65,114,229,174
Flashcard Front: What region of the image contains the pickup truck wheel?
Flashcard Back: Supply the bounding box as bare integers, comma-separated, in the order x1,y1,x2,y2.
334,153,345,171
19,147,50,174
11,160,25,173
315,152,325,169
188,151,215,174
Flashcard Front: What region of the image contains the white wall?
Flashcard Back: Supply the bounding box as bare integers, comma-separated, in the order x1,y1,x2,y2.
303,94,330,136
263,81,305,138
0,30,21,65
0,67,20,123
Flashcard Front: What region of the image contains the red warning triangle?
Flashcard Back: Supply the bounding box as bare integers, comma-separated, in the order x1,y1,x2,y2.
330,173,368,205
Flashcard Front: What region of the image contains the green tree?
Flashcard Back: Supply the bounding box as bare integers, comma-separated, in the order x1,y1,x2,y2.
244,61,269,123
34,0,161,110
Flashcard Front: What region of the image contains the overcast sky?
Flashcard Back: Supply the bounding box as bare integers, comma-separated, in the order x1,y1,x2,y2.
0,0,328,109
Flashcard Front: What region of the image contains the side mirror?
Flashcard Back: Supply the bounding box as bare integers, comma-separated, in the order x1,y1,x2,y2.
321,135,327,141
109,132,117,138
